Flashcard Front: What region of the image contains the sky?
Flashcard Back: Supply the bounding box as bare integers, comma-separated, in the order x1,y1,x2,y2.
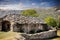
0,0,60,10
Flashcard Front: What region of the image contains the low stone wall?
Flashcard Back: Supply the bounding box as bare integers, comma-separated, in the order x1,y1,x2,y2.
15,30,57,40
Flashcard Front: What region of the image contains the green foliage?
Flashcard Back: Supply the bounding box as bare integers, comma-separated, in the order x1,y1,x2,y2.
44,16,57,27
21,9,39,17
57,16,60,28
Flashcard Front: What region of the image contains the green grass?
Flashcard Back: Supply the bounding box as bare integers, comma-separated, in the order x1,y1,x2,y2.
0,31,17,40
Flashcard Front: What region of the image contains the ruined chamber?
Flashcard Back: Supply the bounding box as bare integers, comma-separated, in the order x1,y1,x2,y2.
0,14,57,39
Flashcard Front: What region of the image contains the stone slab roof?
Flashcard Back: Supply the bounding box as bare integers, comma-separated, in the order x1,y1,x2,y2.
3,14,43,24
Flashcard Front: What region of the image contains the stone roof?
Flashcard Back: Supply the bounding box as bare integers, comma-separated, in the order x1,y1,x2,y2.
3,14,43,24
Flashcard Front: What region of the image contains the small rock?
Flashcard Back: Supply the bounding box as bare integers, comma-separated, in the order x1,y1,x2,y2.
15,34,26,40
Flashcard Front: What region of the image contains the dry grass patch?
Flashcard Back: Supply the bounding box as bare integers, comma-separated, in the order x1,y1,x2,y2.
0,32,17,40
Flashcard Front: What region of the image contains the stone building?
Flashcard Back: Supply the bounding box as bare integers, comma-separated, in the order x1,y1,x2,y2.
0,14,54,34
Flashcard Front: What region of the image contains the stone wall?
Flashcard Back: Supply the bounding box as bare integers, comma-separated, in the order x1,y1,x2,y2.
0,18,3,31
0,22,2,31
12,23,50,33
16,30,57,40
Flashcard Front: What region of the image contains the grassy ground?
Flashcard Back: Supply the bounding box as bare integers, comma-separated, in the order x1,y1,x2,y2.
57,30,60,36
52,30,60,40
0,30,60,40
0,31,17,40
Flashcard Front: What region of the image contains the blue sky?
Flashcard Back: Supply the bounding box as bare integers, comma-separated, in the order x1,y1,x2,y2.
0,0,59,10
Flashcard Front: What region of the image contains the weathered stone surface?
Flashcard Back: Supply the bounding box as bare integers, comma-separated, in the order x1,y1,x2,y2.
3,14,42,24
0,14,57,39
0,14,47,32
15,30,57,40
15,34,26,40
0,18,3,31
0,14,52,32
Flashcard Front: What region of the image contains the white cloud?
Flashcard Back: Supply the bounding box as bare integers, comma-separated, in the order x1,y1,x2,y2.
32,3,36,6
0,3,25,10
0,2,40,10
40,2,48,5
19,3,23,7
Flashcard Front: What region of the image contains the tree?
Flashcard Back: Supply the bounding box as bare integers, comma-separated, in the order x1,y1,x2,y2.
21,9,39,17
44,16,57,27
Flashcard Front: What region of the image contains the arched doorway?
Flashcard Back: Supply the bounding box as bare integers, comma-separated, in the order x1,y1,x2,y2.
1,20,11,32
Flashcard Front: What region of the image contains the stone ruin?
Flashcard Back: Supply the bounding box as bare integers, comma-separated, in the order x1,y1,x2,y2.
0,14,57,40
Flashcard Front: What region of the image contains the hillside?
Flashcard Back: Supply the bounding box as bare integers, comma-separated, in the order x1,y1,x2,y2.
0,9,23,18
35,7,59,19
0,7,60,21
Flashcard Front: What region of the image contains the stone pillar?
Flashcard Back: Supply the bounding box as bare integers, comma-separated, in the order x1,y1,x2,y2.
0,19,3,31
23,24,27,33
10,22,14,32
27,24,30,34
0,22,2,31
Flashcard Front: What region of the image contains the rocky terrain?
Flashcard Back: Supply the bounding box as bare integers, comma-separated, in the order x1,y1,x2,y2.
35,7,60,19
0,9,23,18
0,6,60,20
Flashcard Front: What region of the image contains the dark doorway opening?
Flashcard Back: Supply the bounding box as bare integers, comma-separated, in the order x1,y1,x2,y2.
29,29,35,34
1,21,11,32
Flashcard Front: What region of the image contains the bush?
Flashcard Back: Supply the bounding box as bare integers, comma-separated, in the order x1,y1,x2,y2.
21,9,39,17
57,16,60,28
44,16,57,27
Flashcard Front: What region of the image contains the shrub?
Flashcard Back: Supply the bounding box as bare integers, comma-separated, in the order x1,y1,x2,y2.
21,9,39,17
44,16,57,27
